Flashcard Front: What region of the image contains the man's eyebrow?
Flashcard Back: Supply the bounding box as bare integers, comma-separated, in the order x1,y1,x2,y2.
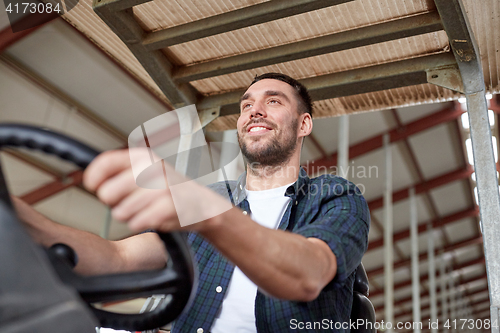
239,90,291,104
240,93,251,104
264,90,290,103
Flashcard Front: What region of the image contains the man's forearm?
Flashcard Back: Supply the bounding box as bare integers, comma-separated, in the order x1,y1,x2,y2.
12,196,166,275
200,207,337,301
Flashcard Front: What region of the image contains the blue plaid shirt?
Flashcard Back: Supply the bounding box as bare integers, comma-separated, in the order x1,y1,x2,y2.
172,168,370,332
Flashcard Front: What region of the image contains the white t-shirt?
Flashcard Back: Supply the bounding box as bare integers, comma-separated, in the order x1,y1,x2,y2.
210,183,293,333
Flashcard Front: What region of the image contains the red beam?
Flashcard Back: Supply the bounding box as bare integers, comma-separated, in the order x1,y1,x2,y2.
367,166,473,211
367,234,482,278
303,104,463,174
398,300,490,324
377,284,489,318
0,13,59,53
469,295,491,308
392,286,489,320
20,170,83,205
19,121,183,204
368,206,479,252
374,274,488,313
370,256,486,298
490,95,500,113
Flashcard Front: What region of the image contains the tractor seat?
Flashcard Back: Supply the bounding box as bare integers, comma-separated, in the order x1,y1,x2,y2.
350,263,376,333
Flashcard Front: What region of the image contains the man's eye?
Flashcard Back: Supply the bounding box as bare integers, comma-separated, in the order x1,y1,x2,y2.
243,103,252,109
269,99,280,104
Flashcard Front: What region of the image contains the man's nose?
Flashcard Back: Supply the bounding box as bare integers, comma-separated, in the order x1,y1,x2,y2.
250,100,267,118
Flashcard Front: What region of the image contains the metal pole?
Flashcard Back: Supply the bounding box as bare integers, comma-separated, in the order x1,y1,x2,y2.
449,264,456,333
338,115,349,179
466,92,500,329
384,133,394,332
174,105,206,176
440,253,448,326
410,187,421,333
217,129,240,181
432,1,500,329
428,223,437,333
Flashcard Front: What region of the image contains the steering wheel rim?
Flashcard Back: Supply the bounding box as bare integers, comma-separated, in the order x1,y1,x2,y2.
0,123,197,331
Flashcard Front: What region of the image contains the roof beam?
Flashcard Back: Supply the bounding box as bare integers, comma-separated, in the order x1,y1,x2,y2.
60,20,174,112
0,54,127,144
173,11,443,82
142,0,354,50
20,170,84,205
197,52,457,115
389,108,453,263
367,166,473,211
370,256,486,298
375,278,489,319
375,278,489,313
390,109,443,221
16,121,185,204
92,3,198,108
367,234,482,278
0,12,58,53
306,134,329,160
388,282,489,319
368,206,478,252
395,291,489,322
3,149,63,178
303,103,463,173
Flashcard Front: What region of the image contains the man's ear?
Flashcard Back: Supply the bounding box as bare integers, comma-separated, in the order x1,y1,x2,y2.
298,113,313,138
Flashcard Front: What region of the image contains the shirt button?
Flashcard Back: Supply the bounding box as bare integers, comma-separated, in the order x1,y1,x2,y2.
197,328,204,333
216,286,223,293
295,200,298,205
242,211,248,215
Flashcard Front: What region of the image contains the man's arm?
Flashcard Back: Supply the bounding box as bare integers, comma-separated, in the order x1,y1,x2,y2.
200,209,338,301
12,196,166,275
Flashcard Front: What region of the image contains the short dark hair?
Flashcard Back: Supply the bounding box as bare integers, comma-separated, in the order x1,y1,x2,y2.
249,73,313,117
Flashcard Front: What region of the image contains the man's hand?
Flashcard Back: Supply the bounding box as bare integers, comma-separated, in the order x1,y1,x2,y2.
83,149,232,233
83,149,183,233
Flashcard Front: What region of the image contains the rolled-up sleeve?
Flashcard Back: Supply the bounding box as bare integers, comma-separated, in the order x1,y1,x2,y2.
294,179,370,287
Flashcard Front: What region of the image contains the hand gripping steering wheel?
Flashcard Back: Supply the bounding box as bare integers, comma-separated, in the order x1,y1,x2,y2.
0,124,197,331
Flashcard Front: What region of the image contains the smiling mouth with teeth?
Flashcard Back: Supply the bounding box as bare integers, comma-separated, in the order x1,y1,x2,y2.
249,126,270,132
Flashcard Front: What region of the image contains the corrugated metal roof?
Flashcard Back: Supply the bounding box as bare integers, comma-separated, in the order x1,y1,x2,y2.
166,0,438,67
61,0,500,131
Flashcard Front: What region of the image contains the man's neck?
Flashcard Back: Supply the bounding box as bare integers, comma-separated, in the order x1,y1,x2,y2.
245,158,300,191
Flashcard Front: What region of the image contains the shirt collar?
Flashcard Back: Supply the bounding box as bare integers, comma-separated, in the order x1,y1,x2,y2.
232,166,310,205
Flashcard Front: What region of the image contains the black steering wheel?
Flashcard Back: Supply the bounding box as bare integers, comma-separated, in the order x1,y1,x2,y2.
0,124,197,331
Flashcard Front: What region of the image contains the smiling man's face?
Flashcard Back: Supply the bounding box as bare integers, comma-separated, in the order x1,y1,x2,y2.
236,79,302,167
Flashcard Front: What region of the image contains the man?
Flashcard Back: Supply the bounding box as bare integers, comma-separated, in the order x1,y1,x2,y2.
14,73,370,332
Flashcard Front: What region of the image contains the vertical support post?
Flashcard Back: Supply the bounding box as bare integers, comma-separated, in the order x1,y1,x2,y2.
467,92,500,329
217,129,240,181
432,1,500,329
384,133,394,331
410,187,421,333
174,105,207,176
338,115,349,179
428,223,437,333
449,263,456,333
441,254,448,325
